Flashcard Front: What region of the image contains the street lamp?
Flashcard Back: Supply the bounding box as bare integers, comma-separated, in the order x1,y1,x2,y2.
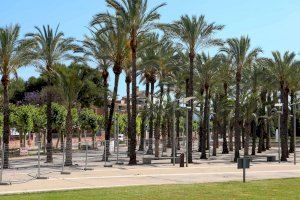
272,102,283,163
182,96,198,167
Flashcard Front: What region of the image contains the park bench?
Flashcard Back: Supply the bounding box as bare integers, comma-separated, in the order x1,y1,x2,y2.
143,155,181,164
250,155,276,162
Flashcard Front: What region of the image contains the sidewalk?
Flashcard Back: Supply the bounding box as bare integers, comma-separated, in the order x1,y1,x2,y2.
1,162,300,195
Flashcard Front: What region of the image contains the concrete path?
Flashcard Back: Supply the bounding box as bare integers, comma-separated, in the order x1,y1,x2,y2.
0,162,300,195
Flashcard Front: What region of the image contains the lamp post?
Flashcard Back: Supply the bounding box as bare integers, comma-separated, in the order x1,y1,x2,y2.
274,102,283,162
290,100,300,165
293,104,296,165
182,97,197,166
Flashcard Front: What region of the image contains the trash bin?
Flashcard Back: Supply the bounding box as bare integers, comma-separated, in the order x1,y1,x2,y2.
180,153,184,167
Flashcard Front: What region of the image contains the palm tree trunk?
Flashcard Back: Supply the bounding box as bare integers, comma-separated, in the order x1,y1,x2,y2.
154,85,164,158
280,85,289,161
222,116,229,154
251,120,257,155
147,81,155,154
244,121,251,156
1,74,11,168
176,99,180,150
200,86,209,159
188,52,195,163
92,131,96,149
77,127,81,150
266,92,272,150
229,123,233,151
125,75,131,156
102,69,109,159
46,79,53,163
234,70,242,162
65,105,73,166
289,91,295,153
129,32,137,165
258,90,267,153
104,69,121,161
60,130,64,152
139,82,149,151
212,96,218,156
161,119,167,152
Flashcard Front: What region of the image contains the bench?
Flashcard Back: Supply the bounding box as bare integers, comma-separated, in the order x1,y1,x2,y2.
143,157,153,164
267,156,276,162
250,155,277,162
143,156,181,164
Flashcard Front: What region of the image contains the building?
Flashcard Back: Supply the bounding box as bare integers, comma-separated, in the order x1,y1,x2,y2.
93,87,147,115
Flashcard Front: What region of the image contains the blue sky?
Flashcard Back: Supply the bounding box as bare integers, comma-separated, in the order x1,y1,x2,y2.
1,0,300,97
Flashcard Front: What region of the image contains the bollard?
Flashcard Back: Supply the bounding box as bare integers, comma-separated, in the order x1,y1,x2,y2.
180,153,184,167
61,140,71,175
37,141,47,179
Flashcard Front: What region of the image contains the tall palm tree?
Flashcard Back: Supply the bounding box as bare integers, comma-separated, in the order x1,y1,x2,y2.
91,13,128,160
216,54,234,154
161,15,223,162
0,24,33,168
93,0,166,165
220,36,262,161
83,32,111,156
25,25,77,162
195,53,220,159
56,64,85,166
139,34,160,154
265,51,300,161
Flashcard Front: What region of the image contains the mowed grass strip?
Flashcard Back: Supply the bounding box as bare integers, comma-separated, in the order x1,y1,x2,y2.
1,178,300,200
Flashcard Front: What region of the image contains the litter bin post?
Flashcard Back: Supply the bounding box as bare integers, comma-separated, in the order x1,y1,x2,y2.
237,156,250,183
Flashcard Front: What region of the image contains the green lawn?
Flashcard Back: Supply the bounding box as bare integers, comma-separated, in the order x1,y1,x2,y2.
1,178,300,200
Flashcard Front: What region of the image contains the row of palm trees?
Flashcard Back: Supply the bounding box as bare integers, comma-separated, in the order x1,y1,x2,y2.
1,0,300,168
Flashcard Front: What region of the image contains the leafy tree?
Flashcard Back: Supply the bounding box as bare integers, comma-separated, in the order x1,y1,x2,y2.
51,103,67,150
10,105,34,147
79,108,99,149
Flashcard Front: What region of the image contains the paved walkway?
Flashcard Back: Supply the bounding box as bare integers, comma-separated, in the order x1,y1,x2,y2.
1,162,300,195
1,144,300,195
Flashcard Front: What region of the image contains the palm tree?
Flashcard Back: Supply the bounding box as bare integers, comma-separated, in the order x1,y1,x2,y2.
220,36,262,162
25,25,77,162
0,24,33,168
216,54,234,154
195,53,220,159
139,34,160,154
240,90,259,156
265,51,300,161
93,0,166,165
161,15,223,162
83,32,111,157
91,13,128,160
56,64,85,166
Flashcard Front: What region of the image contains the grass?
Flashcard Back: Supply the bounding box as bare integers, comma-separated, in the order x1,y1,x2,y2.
1,178,300,200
